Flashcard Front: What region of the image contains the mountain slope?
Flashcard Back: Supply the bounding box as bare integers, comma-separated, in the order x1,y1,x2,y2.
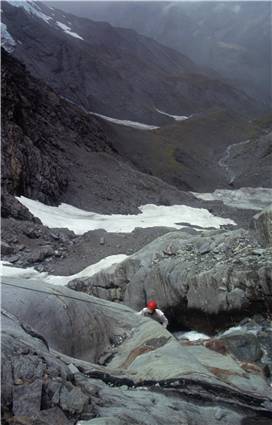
1,0,259,125
1,48,198,217
102,108,266,191
53,1,271,107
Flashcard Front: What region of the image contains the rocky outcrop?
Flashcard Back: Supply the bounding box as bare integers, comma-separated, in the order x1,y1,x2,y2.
1,278,137,363
1,216,77,268
200,316,272,379
218,130,272,188
2,281,272,425
1,309,91,424
253,205,272,247
1,190,40,222
69,228,272,332
1,48,112,208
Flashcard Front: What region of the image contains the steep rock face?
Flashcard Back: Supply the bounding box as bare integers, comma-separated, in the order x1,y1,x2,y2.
2,285,272,425
1,190,40,222
2,1,259,124
1,48,112,208
68,228,272,332
253,205,272,247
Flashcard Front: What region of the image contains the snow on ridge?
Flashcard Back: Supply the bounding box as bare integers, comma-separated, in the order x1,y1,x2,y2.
1,22,16,53
1,254,128,287
56,21,84,40
156,108,189,121
192,187,272,211
16,196,235,235
5,0,52,23
90,112,159,130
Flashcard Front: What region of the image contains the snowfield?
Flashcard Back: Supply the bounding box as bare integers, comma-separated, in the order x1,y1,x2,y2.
1,22,16,52
5,1,84,41
16,196,235,235
6,0,52,23
56,21,84,40
192,187,272,210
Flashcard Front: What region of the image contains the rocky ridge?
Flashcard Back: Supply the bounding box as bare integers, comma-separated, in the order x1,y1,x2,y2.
2,0,260,124
60,1,271,107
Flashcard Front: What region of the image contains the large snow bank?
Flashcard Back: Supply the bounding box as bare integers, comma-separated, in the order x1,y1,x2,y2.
16,196,235,235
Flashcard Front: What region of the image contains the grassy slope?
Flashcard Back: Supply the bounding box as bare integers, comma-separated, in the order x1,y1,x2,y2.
107,108,260,191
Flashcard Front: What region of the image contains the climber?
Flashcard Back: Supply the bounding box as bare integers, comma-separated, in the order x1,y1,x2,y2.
137,300,168,328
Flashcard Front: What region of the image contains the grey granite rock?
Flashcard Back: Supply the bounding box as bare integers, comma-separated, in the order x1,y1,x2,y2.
2,287,272,425
68,228,272,332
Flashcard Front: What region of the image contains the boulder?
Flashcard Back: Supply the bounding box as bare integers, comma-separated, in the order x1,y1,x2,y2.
220,333,263,363
68,229,272,332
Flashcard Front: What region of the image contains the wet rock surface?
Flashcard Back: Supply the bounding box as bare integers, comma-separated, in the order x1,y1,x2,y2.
1,285,272,425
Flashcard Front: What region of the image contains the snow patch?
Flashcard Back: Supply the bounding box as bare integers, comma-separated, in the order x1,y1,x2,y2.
192,187,272,211
56,21,84,40
156,108,189,121
6,0,52,23
1,22,16,53
90,112,159,130
174,331,210,341
16,196,235,235
0,254,128,287
59,97,158,130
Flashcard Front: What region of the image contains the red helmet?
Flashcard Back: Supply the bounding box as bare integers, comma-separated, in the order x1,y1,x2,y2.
147,300,157,311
